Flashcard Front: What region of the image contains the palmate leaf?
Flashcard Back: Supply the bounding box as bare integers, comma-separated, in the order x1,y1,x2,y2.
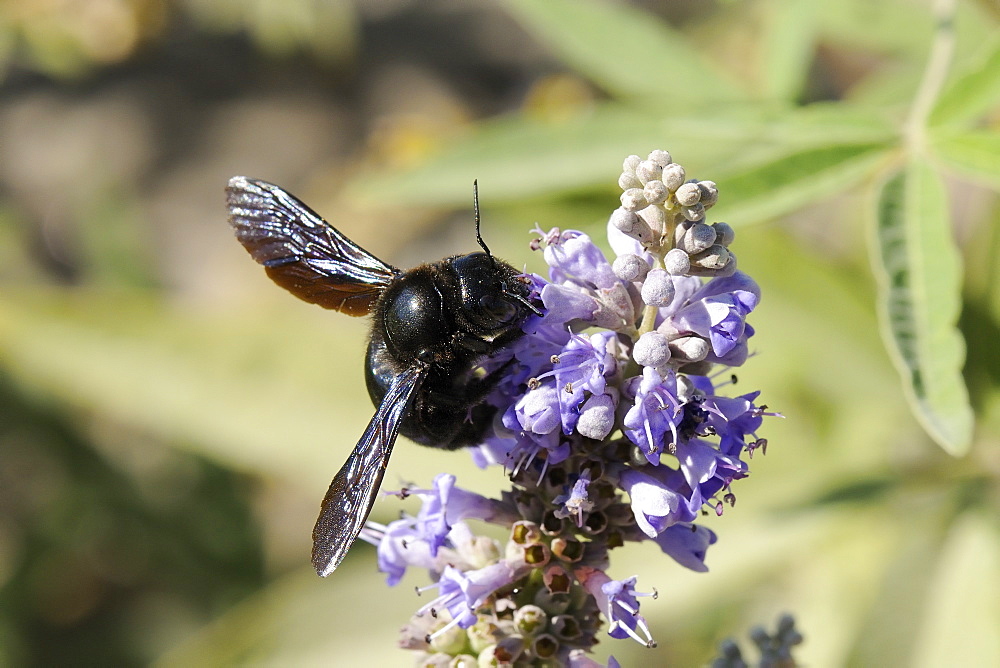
870,161,973,455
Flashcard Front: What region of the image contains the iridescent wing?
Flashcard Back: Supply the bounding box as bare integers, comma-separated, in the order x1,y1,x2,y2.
226,176,398,316
311,364,427,577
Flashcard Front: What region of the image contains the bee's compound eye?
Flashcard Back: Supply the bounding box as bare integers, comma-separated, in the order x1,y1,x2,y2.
479,293,517,324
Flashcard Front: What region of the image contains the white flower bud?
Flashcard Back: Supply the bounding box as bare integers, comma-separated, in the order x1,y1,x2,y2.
623,154,642,173
612,253,649,281
681,202,705,221
698,180,719,207
640,268,674,307
610,207,652,244
690,244,732,270
675,182,702,207
663,247,691,275
577,393,616,440
712,221,735,246
661,163,685,191
637,204,666,237
635,160,663,184
679,221,717,254
669,335,709,363
618,172,642,190
610,207,638,233
620,188,648,212
642,179,668,205
647,149,672,168
633,331,671,367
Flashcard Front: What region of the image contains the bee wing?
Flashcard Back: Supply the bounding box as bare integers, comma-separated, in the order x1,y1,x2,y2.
226,176,399,316
311,364,427,577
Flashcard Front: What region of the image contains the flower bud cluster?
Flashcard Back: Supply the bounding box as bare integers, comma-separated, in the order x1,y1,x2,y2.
364,151,776,667
612,150,735,278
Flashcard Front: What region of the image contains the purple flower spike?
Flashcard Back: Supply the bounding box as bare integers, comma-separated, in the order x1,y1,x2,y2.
375,151,777,665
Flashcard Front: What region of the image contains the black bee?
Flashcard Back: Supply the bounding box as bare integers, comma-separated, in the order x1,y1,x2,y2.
225,177,540,577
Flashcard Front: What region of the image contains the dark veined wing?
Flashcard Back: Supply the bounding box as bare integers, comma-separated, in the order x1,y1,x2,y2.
226,176,399,316
311,364,427,577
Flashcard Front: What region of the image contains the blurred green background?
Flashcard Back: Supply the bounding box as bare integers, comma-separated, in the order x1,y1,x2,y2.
1,0,998,665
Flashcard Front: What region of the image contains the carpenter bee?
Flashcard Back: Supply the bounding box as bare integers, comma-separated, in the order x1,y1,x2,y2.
225,177,540,577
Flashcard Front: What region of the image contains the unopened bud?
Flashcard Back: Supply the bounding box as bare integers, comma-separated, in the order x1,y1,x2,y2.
577,393,616,440
620,188,647,212
698,180,719,207
640,269,674,307
675,182,702,206
618,172,641,190
612,253,649,281
643,179,668,205
647,149,672,167
637,205,666,238
681,202,705,221
633,331,671,367
661,163,685,191
635,160,662,184
668,335,709,363
712,221,735,246
679,221,717,254
690,244,731,270
663,248,691,275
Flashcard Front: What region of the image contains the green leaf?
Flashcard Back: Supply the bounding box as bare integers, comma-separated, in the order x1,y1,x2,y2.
711,141,891,226
759,0,819,102
930,35,1000,128
345,106,737,207
931,129,1000,190
870,161,973,455
345,104,896,210
500,0,740,103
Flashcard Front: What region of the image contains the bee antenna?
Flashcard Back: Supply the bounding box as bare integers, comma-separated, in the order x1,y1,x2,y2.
473,180,495,262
